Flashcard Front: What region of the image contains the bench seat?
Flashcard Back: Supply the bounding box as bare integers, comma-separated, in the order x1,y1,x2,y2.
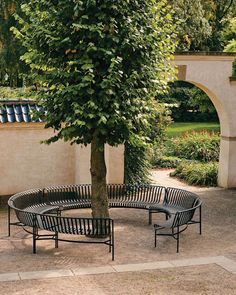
46,200,91,209
109,200,149,209
149,204,185,214
24,204,60,214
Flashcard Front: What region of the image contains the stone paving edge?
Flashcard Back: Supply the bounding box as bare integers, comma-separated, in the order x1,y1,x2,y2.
0,255,235,282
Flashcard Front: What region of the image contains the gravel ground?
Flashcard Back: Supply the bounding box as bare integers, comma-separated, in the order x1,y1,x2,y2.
0,169,235,294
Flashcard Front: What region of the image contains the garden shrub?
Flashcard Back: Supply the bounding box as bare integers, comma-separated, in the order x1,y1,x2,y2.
170,131,220,162
125,103,171,184
152,155,183,168
170,161,218,186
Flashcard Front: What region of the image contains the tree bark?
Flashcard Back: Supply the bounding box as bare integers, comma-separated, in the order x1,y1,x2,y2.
90,136,109,219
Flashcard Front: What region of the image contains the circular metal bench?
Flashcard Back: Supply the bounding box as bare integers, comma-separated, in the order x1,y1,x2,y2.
8,184,202,259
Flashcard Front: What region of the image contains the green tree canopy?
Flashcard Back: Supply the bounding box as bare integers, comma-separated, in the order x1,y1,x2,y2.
203,0,235,51
169,0,212,51
0,0,27,86
14,0,177,218
169,0,236,51
223,17,236,52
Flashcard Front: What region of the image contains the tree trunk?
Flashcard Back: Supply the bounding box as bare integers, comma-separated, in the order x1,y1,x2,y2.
90,136,109,219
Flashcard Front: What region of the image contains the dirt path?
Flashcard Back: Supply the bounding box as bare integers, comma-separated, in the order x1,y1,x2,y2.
150,168,222,192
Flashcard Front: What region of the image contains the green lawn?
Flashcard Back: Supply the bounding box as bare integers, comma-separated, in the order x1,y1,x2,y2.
167,122,220,138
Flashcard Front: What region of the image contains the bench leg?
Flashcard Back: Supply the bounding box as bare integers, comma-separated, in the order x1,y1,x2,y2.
33,226,37,254
176,227,180,253
112,243,114,261
149,210,152,225
8,206,11,237
109,236,111,253
199,205,202,235
55,232,59,248
111,222,115,261
154,229,157,247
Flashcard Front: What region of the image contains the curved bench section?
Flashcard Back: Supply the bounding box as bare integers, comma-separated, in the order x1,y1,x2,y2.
8,184,202,259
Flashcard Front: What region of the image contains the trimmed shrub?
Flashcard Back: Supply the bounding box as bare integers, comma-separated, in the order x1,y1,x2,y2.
170,161,218,186
152,156,183,168
170,131,220,162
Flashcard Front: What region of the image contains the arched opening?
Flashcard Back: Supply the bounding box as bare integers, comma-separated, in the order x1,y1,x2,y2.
164,81,219,124
153,80,221,187
173,54,236,188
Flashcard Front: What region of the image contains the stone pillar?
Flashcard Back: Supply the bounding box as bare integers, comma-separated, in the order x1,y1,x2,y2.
218,136,236,188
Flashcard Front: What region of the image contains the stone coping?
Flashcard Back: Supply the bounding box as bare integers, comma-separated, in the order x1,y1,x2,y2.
0,255,235,282
0,99,36,104
175,51,236,56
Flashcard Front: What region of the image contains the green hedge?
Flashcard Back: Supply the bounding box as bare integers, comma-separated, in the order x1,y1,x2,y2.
169,131,220,162
170,161,218,186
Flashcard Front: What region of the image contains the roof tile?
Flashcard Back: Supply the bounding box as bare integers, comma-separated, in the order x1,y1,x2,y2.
0,101,41,124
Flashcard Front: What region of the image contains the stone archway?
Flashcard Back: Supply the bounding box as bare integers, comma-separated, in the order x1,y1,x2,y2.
174,53,236,188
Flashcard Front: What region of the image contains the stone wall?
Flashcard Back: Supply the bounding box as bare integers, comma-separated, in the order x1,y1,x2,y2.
0,123,124,195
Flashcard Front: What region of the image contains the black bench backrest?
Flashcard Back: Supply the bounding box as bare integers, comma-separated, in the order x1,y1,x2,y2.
107,184,165,203
164,187,199,209
172,206,198,228
43,184,92,203
37,214,113,236
15,210,36,227
9,184,165,212
9,189,43,210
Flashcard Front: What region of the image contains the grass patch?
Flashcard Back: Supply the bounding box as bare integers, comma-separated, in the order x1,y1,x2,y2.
167,122,220,138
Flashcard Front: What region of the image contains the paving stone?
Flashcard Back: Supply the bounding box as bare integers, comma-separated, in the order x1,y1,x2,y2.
216,257,236,273
72,266,115,275
113,261,173,272
169,256,225,267
19,269,74,280
0,272,20,282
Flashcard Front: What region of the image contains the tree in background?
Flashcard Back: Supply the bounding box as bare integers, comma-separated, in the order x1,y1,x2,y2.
164,1,235,128
158,81,218,122
0,0,27,87
169,0,211,51
223,17,236,52
13,0,177,218
203,0,235,51
169,0,236,51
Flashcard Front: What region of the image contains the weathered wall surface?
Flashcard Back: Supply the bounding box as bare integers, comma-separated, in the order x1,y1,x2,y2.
0,123,124,195
74,144,124,185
